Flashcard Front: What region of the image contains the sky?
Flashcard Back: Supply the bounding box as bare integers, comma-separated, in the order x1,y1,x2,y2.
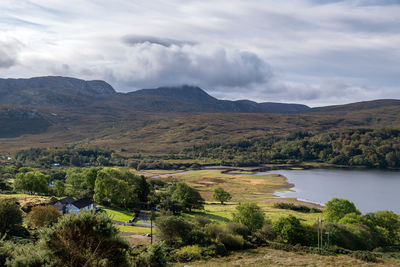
0,0,399,106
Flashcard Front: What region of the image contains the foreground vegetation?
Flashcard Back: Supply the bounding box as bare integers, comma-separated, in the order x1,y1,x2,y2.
1,160,400,266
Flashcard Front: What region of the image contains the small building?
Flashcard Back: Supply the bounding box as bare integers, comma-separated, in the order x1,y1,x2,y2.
53,196,95,215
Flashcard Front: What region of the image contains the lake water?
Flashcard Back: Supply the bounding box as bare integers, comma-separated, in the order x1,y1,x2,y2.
255,169,400,214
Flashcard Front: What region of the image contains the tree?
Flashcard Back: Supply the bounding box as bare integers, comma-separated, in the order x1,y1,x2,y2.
171,182,204,211
232,203,265,232
273,215,305,245
0,199,23,237
155,215,193,246
213,187,232,204
52,180,65,197
14,171,49,195
324,198,360,222
365,210,400,245
135,176,150,203
41,211,130,266
26,206,61,228
94,169,138,208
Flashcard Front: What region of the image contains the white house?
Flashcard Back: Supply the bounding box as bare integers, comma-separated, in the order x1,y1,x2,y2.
53,197,94,215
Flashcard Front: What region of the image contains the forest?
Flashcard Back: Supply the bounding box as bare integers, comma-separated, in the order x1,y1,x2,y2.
182,128,400,168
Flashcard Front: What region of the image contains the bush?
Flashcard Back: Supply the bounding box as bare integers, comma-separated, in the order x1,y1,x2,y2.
133,241,169,267
26,206,61,228
217,233,244,250
193,216,212,227
273,215,308,245
204,223,225,240
324,198,360,223
0,199,23,237
323,222,377,250
186,229,209,246
156,216,193,247
273,202,321,213
253,223,276,245
41,211,130,266
174,245,202,262
202,243,227,258
352,251,380,263
226,222,249,237
232,203,265,232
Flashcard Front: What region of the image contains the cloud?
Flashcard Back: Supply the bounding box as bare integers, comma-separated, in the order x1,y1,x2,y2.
0,38,21,69
122,35,195,47
114,42,271,90
0,0,399,105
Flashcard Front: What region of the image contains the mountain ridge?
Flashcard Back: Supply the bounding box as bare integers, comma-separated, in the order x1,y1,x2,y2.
0,76,399,114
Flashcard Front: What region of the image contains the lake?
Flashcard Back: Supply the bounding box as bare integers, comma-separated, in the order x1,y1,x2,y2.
254,169,400,214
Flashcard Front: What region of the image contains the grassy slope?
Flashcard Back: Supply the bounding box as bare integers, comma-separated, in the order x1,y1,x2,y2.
102,207,133,222
1,105,400,155
184,247,400,267
161,169,322,224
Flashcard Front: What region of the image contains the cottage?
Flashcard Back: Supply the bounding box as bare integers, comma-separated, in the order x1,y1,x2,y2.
53,196,95,215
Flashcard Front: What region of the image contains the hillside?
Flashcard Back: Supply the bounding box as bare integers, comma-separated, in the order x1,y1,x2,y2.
0,76,400,155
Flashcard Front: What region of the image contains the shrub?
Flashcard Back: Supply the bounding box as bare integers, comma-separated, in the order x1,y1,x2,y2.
226,222,249,237
323,222,377,250
324,198,360,223
0,199,23,237
174,245,202,262
26,206,61,228
204,223,225,240
41,211,130,266
273,215,307,245
133,242,169,267
352,251,380,263
156,216,193,247
273,202,321,213
186,229,209,246
253,223,276,245
202,243,227,258
193,216,212,227
232,203,265,232
217,233,244,250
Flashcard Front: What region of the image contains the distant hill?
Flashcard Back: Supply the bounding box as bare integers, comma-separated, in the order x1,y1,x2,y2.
0,76,400,154
310,99,400,113
1,76,399,115
130,85,311,113
0,107,50,138
0,76,115,106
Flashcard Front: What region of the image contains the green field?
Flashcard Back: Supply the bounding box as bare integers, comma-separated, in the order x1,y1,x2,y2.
102,207,133,222
117,225,155,234
159,169,323,225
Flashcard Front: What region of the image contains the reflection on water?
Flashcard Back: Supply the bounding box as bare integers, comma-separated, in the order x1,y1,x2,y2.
255,169,400,214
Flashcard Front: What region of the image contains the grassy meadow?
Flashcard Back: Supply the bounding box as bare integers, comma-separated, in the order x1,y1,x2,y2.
152,169,323,225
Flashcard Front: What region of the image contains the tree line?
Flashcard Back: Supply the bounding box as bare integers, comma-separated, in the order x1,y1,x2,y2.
182,128,400,168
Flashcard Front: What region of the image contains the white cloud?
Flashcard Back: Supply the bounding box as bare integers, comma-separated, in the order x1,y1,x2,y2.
0,38,22,69
0,0,399,105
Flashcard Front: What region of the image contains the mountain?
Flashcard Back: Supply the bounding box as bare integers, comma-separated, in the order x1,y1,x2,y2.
0,76,115,106
310,99,400,113
130,85,311,113
0,107,50,138
1,76,398,115
1,76,400,155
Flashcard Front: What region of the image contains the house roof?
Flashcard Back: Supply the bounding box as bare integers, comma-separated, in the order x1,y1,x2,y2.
71,198,93,209
53,201,66,212
57,196,75,205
